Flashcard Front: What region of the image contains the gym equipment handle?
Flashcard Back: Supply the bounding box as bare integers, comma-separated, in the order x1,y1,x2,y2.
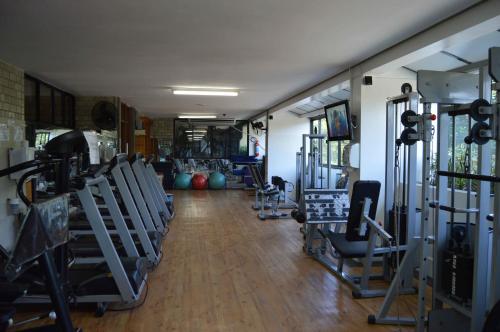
429,203,479,214
436,170,500,183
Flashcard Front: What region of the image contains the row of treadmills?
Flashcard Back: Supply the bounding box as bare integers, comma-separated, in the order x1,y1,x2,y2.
0,130,174,331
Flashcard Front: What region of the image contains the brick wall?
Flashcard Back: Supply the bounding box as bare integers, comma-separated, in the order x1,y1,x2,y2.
75,96,120,131
151,118,174,156
151,118,174,139
0,59,25,250
0,61,24,122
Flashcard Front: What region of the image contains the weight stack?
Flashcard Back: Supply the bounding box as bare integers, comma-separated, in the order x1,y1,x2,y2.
388,207,407,245
441,249,474,303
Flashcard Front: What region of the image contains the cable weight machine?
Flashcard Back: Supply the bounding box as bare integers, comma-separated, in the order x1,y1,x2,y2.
369,47,500,332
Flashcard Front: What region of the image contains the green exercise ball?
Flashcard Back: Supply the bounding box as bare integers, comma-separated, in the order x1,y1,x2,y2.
174,172,192,189
208,172,226,189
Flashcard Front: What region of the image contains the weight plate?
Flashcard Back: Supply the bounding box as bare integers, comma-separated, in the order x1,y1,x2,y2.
401,110,417,128
469,122,490,145
470,98,491,122
400,128,418,145
401,83,412,94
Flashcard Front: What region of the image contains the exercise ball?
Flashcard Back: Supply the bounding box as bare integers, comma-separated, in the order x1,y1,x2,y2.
209,172,226,189
174,173,192,189
192,173,208,190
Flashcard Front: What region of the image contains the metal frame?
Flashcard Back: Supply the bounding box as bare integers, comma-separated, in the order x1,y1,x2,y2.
143,159,174,219
426,66,492,332
144,160,175,218
130,156,167,233
70,158,162,267
489,46,500,314
371,51,500,331
76,176,141,303
17,176,147,306
111,155,162,266
305,192,411,299
368,91,426,326
131,156,171,221
248,164,288,220
252,178,297,211
310,116,344,168
299,133,411,298
120,158,159,233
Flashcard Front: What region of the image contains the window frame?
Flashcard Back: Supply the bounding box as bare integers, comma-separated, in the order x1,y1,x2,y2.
310,115,344,168
24,74,75,130
172,119,250,159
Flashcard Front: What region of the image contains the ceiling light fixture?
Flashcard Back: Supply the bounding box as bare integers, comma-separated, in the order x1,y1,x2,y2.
178,115,217,119
173,90,238,97
185,130,207,133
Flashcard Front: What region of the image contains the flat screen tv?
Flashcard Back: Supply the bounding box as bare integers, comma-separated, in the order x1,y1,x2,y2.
324,100,352,141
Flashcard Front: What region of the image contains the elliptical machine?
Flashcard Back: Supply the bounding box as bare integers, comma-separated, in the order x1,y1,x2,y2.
0,149,80,331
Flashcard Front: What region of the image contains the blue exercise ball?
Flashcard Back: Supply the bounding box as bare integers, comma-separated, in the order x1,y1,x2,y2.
174,172,192,189
208,172,226,189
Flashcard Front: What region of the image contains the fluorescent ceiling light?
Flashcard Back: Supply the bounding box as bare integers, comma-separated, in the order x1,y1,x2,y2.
178,115,217,119
174,85,238,90
185,130,207,133
173,90,238,97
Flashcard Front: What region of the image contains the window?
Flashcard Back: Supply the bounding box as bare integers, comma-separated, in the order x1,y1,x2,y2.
173,120,249,159
53,90,63,126
24,75,76,129
39,83,52,126
24,78,37,122
24,75,76,147
310,116,348,167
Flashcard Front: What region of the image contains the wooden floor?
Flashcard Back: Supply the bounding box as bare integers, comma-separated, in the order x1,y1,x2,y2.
22,190,419,332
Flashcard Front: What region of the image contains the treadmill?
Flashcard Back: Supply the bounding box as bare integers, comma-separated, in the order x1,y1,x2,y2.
10,131,148,317
130,154,172,227
69,154,163,268
143,155,175,218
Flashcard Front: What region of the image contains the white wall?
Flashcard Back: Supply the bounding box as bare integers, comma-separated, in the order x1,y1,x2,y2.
248,114,267,159
358,68,417,221
267,109,309,201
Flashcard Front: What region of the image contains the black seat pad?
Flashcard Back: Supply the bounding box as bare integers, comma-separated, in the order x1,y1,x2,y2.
327,232,368,258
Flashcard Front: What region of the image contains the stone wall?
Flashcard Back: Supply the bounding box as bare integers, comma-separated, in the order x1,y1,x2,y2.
75,96,120,131
0,59,25,250
151,118,174,156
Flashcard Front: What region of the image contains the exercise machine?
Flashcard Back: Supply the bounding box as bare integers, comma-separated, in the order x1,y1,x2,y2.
69,155,163,268
426,47,500,332
144,155,174,218
131,154,173,225
252,174,297,211
0,185,79,331
370,47,500,332
249,164,288,220
9,131,149,317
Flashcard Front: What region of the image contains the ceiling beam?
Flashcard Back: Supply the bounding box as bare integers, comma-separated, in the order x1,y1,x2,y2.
440,50,472,64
